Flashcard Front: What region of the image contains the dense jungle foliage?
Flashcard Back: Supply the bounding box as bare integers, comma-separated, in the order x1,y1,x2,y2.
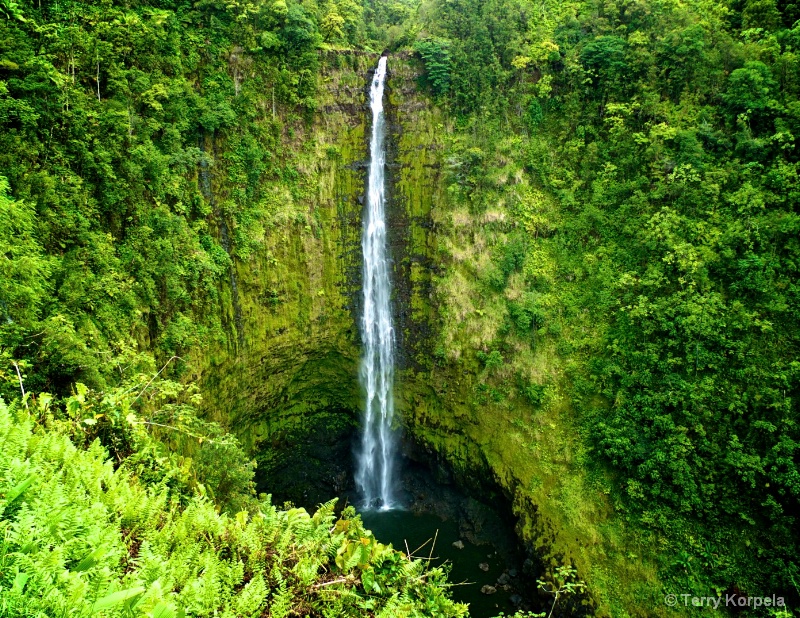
0,395,467,616
411,0,800,610
1,0,799,614
0,0,382,398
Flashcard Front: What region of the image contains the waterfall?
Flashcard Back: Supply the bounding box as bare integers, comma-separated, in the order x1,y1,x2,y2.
355,56,397,510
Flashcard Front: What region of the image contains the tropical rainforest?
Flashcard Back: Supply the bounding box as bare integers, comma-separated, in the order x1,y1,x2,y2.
1,0,799,614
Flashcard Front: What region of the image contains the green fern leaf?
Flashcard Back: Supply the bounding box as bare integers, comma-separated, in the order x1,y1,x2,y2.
0,475,35,515
91,586,145,612
73,544,108,572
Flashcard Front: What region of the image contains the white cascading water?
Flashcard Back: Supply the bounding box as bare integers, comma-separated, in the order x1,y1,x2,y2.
355,56,397,510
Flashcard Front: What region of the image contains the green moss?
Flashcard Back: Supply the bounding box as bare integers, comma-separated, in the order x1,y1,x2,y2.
385,55,671,617
185,51,668,617
191,53,377,460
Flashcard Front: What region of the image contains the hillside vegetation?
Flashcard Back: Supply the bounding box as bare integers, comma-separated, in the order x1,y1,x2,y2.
1,0,799,615
0,392,467,617
409,0,800,612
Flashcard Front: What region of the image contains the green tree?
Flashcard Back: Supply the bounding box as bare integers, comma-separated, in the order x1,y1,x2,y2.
321,5,345,42
0,176,50,326
414,38,452,98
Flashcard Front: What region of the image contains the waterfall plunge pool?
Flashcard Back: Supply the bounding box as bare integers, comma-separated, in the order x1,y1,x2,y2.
254,418,539,616
347,459,537,618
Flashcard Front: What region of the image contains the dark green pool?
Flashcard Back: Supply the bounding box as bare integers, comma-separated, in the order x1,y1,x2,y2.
360,507,527,617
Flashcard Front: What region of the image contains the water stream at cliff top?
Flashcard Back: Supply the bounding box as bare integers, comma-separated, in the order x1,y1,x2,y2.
355,56,397,510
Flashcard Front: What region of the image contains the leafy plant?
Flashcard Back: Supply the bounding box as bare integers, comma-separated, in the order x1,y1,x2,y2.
414,38,452,98
537,566,586,618
0,396,468,617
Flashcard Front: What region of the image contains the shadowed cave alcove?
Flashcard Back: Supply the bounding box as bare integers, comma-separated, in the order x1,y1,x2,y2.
254,405,358,507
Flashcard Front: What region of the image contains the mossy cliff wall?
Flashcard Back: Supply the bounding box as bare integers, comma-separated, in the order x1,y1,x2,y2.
194,51,659,616
385,56,662,617
195,52,378,506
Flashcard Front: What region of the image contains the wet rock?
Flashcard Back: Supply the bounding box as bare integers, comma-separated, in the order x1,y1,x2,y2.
497,572,510,585
479,562,489,572
452,540,464,549
461,498,503,546
523,558,535,574
433,462,453,485
510,594,523,606
481,585,497,595
508,568,518,578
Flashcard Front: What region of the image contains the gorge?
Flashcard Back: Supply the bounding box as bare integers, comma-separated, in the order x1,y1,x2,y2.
2,0,800,616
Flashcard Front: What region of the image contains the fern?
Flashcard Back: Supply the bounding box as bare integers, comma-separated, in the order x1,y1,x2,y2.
232,574,268,617
0,395,468,618
267,573,292,618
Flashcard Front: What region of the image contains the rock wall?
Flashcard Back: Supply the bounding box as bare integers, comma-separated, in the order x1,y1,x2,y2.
193,51,654,617
196,52,376,505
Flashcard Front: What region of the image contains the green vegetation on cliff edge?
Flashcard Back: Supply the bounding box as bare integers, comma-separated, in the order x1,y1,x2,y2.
0,392,467,616
2,0,800,615
409,0,800,613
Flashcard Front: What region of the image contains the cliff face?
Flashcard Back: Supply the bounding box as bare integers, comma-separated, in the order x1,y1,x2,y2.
196,52,374,505
386,56,662,618
196,52,658,617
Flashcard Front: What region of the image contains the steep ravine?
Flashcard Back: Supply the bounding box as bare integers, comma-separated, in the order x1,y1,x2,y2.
194,52,649,617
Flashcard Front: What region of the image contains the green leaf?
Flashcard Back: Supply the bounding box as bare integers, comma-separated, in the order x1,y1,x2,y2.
1,475,35,514
92,587,145,612
150,602,177,618
361,566,374,592
12,572,29,594
67,398,82,418
74,545,108,572
76,383,89,399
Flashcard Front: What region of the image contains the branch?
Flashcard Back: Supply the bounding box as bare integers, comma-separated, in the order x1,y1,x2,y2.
132,356,185,403
11,361,28,410
312,577,349,589
428,528,438,563
132,420,225,446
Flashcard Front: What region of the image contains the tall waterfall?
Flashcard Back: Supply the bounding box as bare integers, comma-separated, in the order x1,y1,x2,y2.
355,56,397,510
